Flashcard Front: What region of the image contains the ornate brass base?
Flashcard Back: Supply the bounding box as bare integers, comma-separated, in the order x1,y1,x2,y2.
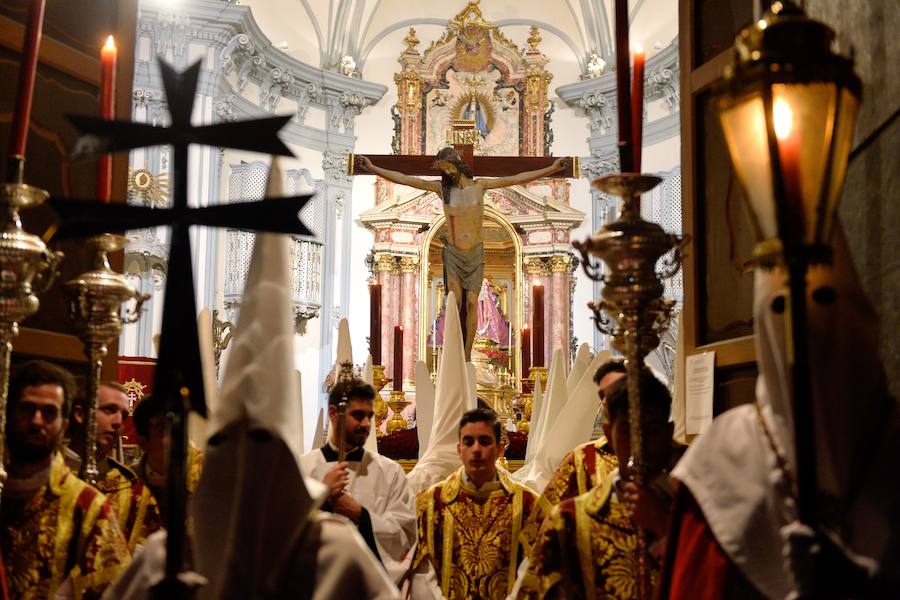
371,364,391,437
386,389,410,434
523,366,548,393
513,392,533,433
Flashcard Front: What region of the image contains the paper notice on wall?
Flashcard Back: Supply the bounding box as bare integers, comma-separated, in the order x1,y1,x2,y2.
685,351,715,435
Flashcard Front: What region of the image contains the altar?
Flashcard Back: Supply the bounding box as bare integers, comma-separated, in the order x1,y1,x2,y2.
359,2,585,417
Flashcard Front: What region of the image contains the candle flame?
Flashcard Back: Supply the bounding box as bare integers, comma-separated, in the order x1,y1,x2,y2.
104,35,116,50
633,43,644,54
773,98,793,140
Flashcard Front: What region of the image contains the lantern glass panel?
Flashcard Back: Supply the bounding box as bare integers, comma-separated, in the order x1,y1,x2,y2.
820,88,860,244
771,83,837,245
720,93,776,240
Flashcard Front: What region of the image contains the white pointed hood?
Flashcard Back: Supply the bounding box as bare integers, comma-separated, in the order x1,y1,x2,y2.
414,361,435,458
312,407,325,450
362,355,379,455
333,318,353,375
532,349,567,457
194,159,328,599
519,350,611,492
407,291,469,493
523,376,544,464
566,343,592,397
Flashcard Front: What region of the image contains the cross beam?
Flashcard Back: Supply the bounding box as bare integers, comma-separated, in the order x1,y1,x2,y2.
348,153,579,178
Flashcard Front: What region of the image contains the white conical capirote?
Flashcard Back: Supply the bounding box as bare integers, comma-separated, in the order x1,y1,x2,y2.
407,291,469,493
523,375,544,463
333,317,353,377
414,361,435,458
520,350,611,492
532,349,567,458
566,343,592,397
362,355,379,455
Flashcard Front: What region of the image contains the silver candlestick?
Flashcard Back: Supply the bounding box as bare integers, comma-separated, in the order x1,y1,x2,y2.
0,181,64,497
64,233,148,484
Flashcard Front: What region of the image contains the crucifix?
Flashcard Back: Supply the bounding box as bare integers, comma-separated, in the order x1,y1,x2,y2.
51,60,313,598
349,120,577,360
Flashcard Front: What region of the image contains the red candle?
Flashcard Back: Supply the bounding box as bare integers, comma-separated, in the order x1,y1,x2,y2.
773,98,803,240
532,283,545,368
631,45,645,176
521,327,531,378
393,325,403,390
614,0,633,173
7,0,47,182
369,283,382,364
97,35,117,203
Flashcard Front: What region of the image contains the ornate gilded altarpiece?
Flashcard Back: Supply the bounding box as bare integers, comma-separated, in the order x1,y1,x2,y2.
360,2,584,406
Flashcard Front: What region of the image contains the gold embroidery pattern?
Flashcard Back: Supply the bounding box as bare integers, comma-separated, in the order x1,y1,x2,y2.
1,454,130,600
416,469,536,600
96,462,162,552
522,478,657,600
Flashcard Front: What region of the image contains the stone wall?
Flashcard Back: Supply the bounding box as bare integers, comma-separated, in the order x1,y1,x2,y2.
807,1,900,399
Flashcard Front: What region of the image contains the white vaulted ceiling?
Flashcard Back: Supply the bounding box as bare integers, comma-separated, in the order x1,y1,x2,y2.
239,0,677,79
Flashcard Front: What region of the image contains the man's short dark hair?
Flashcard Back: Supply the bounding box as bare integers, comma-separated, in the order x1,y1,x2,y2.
132,394,165,438
458,407,502,443
593,359,627,385
328,378,376,407
8,360,77,420
604,370,671,423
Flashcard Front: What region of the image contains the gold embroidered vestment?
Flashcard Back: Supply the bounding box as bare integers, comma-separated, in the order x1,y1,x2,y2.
520,476,658,600
520,437,618,554
95,459,162,552
413,468,538,599
0,453,130,600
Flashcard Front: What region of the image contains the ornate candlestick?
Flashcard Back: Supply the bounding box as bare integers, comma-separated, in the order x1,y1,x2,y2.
512,391,533,433
386,389,410,434
64,233,148,484
573,173,686,600
0,182,63,498
371,364,390,437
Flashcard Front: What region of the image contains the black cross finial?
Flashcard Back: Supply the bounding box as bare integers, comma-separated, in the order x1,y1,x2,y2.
50,59,314,417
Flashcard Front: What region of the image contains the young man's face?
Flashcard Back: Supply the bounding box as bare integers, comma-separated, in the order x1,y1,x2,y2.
597,370,625,407
95,385,129,456
329,398,374,449
457,421,500,481
7,384,67,464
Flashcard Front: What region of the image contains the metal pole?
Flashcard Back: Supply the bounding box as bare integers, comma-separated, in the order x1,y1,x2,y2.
80,342,107,485
624,330,650,600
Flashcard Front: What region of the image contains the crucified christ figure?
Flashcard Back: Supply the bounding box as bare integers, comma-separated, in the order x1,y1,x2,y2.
359,148,569,360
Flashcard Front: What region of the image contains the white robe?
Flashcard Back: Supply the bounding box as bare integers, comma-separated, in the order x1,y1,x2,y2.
301,446,417,583
103,523,400,600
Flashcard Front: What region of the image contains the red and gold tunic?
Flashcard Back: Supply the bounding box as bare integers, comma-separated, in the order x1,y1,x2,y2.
0,453,130,600
520,437,618,554
95,459,162,552
413,468,539,600
520,475,656,600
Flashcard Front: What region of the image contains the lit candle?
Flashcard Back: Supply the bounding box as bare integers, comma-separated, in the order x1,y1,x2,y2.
532,283,545,368
97,35,117,203
521,326,531,378
393,325,403,390
614,0,633,173
773,97,803,238
369,283,382,364
631,44,645,176
6,0,47,183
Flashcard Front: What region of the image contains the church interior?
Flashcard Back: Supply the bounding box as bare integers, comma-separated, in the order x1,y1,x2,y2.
0,0,896,598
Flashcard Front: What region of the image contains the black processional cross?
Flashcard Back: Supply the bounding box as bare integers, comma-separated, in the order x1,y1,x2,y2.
50,60,313,597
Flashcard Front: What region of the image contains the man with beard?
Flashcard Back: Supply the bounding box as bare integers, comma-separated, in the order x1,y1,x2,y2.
68,382,162,552
1,361,129,599
300,378,416,584
359,150,568,359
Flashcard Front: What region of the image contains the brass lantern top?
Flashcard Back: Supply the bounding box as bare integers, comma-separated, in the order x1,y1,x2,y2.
716,1,862,262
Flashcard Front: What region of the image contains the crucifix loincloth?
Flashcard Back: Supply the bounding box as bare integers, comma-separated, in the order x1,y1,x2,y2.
441,238,484,295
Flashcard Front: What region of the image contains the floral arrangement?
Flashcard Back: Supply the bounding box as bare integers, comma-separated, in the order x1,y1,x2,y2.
482,348,510,371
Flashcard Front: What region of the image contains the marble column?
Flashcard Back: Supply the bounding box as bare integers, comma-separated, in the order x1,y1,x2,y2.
550,254,572,366
374,253,396,371
399,256,419,389
389,256,402,382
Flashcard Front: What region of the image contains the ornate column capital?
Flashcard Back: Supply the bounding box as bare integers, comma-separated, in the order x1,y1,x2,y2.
579,151,621,181
374,253,397,273
524,256,551,277
549,254,572,273
399,255,419,273
323,150,352,186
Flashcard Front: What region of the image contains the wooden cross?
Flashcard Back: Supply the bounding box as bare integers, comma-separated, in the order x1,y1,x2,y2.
348,120,578,178
50,60,312,595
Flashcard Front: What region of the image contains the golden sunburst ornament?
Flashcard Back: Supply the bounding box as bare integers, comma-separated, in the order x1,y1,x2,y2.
127,168,169,206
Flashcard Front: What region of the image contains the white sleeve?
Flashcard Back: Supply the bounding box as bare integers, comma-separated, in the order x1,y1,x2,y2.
315,517,401,600
368,463,417,565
